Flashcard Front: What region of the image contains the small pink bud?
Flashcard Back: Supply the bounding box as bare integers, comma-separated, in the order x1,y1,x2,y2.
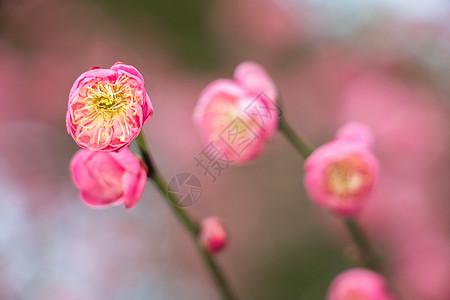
199,217,227,254
70,147,147,209
193,61,278,164
304,122,379,217
89,66,100,70
327,268,397,300
67,62,153,152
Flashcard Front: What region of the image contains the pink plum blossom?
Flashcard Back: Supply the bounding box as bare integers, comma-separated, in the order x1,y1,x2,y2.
70,147,146,209
338,72,450,299
304,121,378,217
199,217,227,254
193,61,278,164
67,62,153,152
327,268,397,300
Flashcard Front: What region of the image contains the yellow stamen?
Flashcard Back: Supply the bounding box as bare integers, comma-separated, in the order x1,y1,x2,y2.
73,77,139,145
326,154,370,198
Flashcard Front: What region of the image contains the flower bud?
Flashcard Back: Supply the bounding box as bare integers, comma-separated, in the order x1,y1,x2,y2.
327,268,397,300
193,61,278,164
304,122,379,217
199,217,227,254
67,62,153,152
70,147,146,209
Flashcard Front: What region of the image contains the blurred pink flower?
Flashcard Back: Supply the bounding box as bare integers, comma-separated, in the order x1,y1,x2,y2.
70,147,146,209
338,72,448,174
327,268,396,300
338,72,450,298
199,217,227,254
193,61,278,164
304,122,379,217
67,62,153,152
392,235,450,300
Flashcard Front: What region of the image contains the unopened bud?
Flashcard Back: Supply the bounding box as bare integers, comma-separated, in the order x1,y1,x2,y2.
199,217,227,254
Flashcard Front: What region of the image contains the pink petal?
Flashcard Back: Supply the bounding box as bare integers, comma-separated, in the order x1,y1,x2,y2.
111,62,145,85
336,121,374,148
234,61,277,101
122,168,147,209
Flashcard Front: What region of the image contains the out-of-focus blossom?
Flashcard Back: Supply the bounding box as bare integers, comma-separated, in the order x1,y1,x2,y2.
70,147,146,209
304,121,378,217
339,72,448,173
337,72,450,299
327,268,396,300
199,217,227,254
67,62,153,152
193,61,278,164
392,235,450,300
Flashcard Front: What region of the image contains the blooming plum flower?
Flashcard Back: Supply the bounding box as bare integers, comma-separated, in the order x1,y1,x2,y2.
304,121,378,216
327,268,396,300
199,217,227,254
193,61,278,164
70,147,146,209
67,62,153,152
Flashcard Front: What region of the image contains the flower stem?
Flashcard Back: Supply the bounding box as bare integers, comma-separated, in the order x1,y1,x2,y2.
276,114,378,270
135,131,237,300
134,131,157,178
345,218,378,270
278,114,313,158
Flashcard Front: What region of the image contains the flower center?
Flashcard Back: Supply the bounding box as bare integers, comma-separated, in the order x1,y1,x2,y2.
88,84,128,121
73,75,140,146
208,96,257,142
325,154,371,198
344,290,367,300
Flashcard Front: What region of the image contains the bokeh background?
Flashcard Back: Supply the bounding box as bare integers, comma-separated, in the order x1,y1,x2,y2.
0,0,450,299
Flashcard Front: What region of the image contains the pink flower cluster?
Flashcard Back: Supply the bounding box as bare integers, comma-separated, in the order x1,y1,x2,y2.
304,122,379,217
67,63,151,209
193,61,279,164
